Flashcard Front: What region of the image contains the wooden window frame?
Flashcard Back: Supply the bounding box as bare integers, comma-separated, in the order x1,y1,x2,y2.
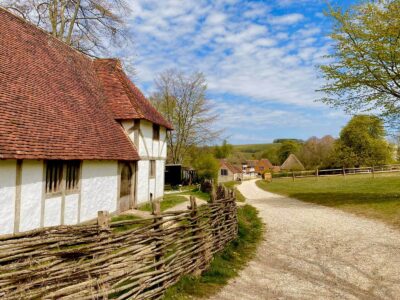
45,160,81,197
221,169,228,176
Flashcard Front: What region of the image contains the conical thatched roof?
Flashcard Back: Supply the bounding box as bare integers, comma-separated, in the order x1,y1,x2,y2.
281,154,305,171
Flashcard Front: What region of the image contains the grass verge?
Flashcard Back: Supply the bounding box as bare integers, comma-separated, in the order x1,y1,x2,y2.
181,188,210,201
163,204,264,299
256,173,400,228
222,181,246,202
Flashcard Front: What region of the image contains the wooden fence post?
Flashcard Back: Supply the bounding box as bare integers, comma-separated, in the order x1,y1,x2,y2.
210,184,216,203
342,167,346,177
316,169,319,180
292,171,295,182
97,211,110,230
372,166,375,178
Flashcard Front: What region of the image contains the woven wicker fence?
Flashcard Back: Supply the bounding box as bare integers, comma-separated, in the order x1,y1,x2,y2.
0,187,237,299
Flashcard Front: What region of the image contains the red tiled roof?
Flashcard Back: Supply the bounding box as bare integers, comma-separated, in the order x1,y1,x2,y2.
94,59,173,130
258,159,273,169
0,8,140,160
220,160,242,174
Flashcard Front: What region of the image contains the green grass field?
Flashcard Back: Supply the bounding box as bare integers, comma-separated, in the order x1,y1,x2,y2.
163,204,263,299
138,194,188,212
256,173,400,228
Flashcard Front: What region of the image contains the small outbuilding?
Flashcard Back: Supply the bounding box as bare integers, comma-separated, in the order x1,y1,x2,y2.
281,154,305,171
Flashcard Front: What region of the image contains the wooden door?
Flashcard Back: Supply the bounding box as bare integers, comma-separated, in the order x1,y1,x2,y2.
119,162,135,212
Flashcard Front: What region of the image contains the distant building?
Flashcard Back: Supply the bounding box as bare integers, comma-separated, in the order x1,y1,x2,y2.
255,159,273,174
218,160,243,183
281,154,305,171
165,165,197,187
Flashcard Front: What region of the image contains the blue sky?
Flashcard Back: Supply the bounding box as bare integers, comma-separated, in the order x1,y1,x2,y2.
119,0,356,145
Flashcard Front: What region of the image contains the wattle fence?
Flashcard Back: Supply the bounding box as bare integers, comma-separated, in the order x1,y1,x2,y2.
0,187,238,299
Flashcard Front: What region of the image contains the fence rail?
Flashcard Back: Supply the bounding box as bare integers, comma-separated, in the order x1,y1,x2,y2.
272,164,400,180
0,186,238,300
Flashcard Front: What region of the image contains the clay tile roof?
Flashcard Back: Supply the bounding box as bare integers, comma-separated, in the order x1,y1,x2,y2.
0,8,139,160
220,160,242,174
259,159,273,169
94,59,173,130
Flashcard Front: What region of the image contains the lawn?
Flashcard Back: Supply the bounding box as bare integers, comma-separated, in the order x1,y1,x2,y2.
256,173,400,228
163,204,264,299
139,194,188,212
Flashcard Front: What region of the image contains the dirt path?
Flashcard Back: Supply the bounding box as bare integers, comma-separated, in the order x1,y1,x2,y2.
211,179,400,300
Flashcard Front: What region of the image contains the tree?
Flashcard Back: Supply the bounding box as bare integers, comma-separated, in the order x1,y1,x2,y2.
298,135,335,169
192,152,219,182
214,140,233,159
332,115,393,167
150,69,221,164
260,148,279,165
319,1,400,130
277,141,301,164
2,0,130,55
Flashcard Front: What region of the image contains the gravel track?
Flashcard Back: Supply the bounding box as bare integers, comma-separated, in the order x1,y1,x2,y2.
211,179,400,300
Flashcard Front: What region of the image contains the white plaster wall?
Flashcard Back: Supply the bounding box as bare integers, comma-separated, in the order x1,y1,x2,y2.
139,120,153,157
80,161,118,222
44,197,62,227
0,160,17,235
136,160,149,204
149,177,156,200
120,120,136,145
20,160,43,232
160,127,167,158
64,194,79,225
156,160,165,199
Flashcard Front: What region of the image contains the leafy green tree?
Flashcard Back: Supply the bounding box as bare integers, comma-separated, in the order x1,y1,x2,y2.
214,140,233,159
260,148,279,165
277,141,301,164
332,115,393,167
319,1,400,129
192,153,219,181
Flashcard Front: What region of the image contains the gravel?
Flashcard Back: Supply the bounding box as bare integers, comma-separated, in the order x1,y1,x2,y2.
211,179,400,300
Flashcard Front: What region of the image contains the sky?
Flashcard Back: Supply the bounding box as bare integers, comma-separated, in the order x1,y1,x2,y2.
118,0,357,145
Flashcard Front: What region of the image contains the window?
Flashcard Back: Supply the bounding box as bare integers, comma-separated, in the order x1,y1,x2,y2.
46,161,80,194
66,161,80,191
221,169,228,176
153,124,160,140
46,161,63,194
150,160,156,177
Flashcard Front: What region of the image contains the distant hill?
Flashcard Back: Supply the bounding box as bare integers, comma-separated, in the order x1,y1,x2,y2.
229,143,282,165
232,143,281,153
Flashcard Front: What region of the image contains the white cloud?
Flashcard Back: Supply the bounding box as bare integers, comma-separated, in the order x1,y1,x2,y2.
268,13,304,25
126,0,331,109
